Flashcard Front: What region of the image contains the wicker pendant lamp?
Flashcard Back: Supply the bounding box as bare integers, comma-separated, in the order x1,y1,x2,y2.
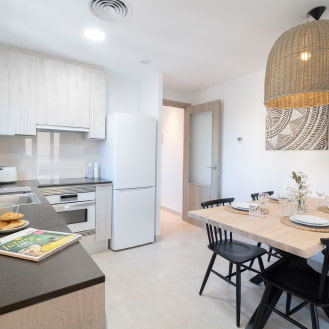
264,6,329,109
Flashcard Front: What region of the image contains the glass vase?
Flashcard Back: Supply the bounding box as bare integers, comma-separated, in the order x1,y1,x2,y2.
296,193,307,213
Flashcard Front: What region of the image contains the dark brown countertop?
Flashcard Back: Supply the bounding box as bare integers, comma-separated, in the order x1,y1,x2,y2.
0,180,106,315
37,177,112,187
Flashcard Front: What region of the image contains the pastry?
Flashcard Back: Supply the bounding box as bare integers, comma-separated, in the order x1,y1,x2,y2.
0,212,25,221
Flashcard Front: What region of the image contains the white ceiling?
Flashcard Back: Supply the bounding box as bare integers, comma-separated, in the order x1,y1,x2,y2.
1,0,328,93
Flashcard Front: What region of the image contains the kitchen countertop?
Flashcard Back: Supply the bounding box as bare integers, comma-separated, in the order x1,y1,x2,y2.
37,177,112,187
0,180,106,315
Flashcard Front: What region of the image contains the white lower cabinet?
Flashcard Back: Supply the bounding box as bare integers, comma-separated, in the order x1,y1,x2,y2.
95,184,112,242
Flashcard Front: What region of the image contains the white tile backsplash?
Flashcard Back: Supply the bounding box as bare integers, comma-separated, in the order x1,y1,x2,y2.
0,131,99,180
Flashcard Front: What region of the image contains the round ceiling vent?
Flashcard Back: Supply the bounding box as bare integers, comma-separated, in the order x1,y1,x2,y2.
89,0,132,22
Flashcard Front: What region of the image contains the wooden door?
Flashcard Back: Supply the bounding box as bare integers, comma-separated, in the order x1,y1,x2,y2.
183,100,221,221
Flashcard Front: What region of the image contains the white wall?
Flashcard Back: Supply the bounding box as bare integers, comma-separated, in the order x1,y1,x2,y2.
191,70,329,201
163,87,193,104
140,72,163,235
161,106,184,213
0,131,98,180
106,72,140,114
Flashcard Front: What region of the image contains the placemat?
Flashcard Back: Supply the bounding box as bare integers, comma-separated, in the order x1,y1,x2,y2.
280,216,329,233
224,205,269,216
318,206,329,214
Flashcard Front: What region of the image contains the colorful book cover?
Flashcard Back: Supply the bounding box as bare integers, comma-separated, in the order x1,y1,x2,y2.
0,228,81,262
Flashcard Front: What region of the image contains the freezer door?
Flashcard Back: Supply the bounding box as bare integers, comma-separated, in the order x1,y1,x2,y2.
111,187,155,250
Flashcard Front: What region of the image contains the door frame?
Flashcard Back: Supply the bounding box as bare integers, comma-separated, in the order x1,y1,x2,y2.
162,99,222,225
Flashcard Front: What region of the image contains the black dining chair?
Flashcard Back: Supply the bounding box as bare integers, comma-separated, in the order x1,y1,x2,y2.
250,191,279,262
200,197,267,327
253,238,329,329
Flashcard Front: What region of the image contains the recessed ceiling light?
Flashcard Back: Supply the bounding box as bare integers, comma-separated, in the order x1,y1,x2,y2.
84,28,106,41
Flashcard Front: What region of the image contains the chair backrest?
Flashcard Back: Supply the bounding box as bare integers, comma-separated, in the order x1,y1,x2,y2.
319,238,329,299
201,197,235,247
251,191,274,201
201,197,234,209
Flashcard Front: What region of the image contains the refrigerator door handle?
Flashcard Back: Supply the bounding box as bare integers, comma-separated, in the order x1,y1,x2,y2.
115,186,155,192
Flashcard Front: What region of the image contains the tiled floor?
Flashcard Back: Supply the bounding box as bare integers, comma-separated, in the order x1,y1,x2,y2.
91,210,328,329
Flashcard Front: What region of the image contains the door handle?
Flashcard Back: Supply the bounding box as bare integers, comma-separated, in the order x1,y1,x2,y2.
207,166,217,170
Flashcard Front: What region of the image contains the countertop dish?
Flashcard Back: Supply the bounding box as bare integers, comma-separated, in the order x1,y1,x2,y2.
0,180,105,315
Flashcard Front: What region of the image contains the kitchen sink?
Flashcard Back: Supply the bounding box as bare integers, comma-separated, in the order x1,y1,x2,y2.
0,193,41,206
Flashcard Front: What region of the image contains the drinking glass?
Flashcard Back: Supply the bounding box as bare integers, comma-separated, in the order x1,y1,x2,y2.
258,192,269,217
316,186,325,205
278,193,288,216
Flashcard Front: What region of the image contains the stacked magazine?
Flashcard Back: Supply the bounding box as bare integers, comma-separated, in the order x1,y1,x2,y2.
0,228,81,262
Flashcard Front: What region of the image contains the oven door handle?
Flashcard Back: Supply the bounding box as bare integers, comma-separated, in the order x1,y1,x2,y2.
52,201,95,212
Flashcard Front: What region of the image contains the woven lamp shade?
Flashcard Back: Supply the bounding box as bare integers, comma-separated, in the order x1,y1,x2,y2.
265,19,329,109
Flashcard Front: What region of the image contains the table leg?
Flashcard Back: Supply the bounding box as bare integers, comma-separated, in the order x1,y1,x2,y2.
245,284,282,329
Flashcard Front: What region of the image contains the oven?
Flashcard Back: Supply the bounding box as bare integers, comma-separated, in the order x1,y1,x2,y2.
40,185,96,235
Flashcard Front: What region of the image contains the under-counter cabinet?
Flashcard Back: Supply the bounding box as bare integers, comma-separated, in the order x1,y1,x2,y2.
95,183,112,241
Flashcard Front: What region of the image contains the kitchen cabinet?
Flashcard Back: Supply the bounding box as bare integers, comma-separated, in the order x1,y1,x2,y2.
0,44,106,137
9,50,37,135
0,47,11,135
95,183,112,242
88,68,106,139
0,47,37,135
37,58,90,128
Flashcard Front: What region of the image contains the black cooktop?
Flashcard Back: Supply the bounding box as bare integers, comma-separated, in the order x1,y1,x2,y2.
37,177,112,187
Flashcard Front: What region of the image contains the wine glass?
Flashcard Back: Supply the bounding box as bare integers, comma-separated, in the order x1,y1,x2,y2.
316,186,325,205
278,193,288,216
258,192,269,217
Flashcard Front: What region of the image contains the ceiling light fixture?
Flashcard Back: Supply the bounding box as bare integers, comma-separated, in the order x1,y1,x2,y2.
83,28,106,41
264,6,329,109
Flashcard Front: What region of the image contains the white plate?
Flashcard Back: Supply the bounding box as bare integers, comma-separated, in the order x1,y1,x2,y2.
232,202,251,211
289,215,329,227
0,220,30,234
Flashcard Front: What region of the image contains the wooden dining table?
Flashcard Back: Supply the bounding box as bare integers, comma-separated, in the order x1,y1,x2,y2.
188,196,329,328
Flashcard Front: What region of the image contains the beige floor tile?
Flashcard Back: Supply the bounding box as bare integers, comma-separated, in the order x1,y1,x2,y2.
92,210,328,329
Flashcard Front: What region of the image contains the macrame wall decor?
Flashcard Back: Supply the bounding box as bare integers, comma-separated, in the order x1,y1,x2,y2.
265,105,328,150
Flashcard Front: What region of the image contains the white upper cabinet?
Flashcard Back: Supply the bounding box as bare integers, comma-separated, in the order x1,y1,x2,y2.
88,68,106,139
37,58,91,128
0,47,12,135
0,47,37,136
66,63,91,128
9,50,37,135
0,44,106,137
37,57,68,126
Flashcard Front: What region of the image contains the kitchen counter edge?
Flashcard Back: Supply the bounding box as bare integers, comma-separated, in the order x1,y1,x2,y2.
0,180,106,316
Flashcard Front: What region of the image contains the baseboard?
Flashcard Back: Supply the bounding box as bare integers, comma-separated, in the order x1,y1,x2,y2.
161,205,182,218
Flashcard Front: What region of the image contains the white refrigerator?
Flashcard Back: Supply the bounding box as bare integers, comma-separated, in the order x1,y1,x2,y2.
100,113,156,250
